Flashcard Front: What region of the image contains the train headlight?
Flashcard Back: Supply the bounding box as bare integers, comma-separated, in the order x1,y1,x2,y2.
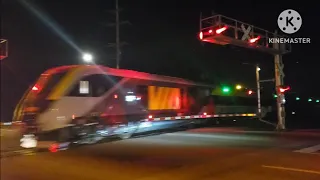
20,134,37,148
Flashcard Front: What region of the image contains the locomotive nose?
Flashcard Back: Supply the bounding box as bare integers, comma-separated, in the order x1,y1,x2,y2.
21,107,39,134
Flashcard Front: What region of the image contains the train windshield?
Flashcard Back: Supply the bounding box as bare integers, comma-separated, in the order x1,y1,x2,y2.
13,71,68,121
24,71,68,105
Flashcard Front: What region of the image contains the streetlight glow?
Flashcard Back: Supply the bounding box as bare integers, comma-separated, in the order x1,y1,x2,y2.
82,53,93,63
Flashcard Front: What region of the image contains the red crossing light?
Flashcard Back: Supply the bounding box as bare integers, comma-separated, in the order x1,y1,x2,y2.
249,36,261,43
199,32,203,40
216,26,227,34
279,86,290,93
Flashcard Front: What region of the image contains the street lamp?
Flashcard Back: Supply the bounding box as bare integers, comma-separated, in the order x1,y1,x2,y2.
82,53,93,63
256,65,262,119
242,63,263,120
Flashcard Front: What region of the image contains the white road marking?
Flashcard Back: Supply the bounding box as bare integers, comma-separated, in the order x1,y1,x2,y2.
294,144,320,154
262,165,320,175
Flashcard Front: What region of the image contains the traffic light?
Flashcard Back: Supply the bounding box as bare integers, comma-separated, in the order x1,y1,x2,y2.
316,100,319,103
295,97,300,100
222,86,231,94
308,98,312,102
235,85,242,90
248,90,253,95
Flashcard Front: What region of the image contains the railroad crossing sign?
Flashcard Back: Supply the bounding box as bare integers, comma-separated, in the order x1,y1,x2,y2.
279,63,285,78
241,24,252,41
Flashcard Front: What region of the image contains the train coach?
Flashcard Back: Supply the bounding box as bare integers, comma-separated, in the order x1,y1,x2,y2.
13,65,261,147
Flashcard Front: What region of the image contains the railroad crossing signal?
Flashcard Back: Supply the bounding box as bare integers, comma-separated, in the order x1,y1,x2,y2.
278,86,290,93
279,63,285,78
199,13,292,130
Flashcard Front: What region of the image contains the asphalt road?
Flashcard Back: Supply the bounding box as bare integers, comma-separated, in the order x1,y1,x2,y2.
1,127,320,180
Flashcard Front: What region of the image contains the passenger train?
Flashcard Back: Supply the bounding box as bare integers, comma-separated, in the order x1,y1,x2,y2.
13,65,265,147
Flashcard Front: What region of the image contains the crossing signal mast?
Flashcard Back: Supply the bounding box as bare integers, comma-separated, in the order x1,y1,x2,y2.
199,14,291,130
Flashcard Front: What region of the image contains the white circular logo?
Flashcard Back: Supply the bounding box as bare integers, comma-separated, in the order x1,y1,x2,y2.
278,9,302,34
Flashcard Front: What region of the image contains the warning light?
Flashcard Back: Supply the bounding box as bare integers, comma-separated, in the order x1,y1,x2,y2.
249,36,261,43
278,86,290,93
199,32,203,40
248,90,253,95
216,26,227,34
32,86,38,91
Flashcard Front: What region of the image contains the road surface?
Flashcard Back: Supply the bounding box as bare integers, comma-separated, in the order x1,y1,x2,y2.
1,127,320,180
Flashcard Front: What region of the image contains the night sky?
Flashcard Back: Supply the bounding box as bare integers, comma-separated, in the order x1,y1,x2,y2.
1,0,319,120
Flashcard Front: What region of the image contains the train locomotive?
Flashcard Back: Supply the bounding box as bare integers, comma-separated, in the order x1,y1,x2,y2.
13,65,260,147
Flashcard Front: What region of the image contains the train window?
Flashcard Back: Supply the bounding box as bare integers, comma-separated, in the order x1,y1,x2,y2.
67,74,122,97
79,81,89,94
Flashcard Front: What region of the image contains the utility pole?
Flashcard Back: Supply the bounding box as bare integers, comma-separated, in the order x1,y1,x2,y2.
115,0,120,69
106,0,130,69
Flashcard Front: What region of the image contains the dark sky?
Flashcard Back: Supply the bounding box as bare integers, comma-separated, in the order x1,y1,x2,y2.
1,0,319,120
